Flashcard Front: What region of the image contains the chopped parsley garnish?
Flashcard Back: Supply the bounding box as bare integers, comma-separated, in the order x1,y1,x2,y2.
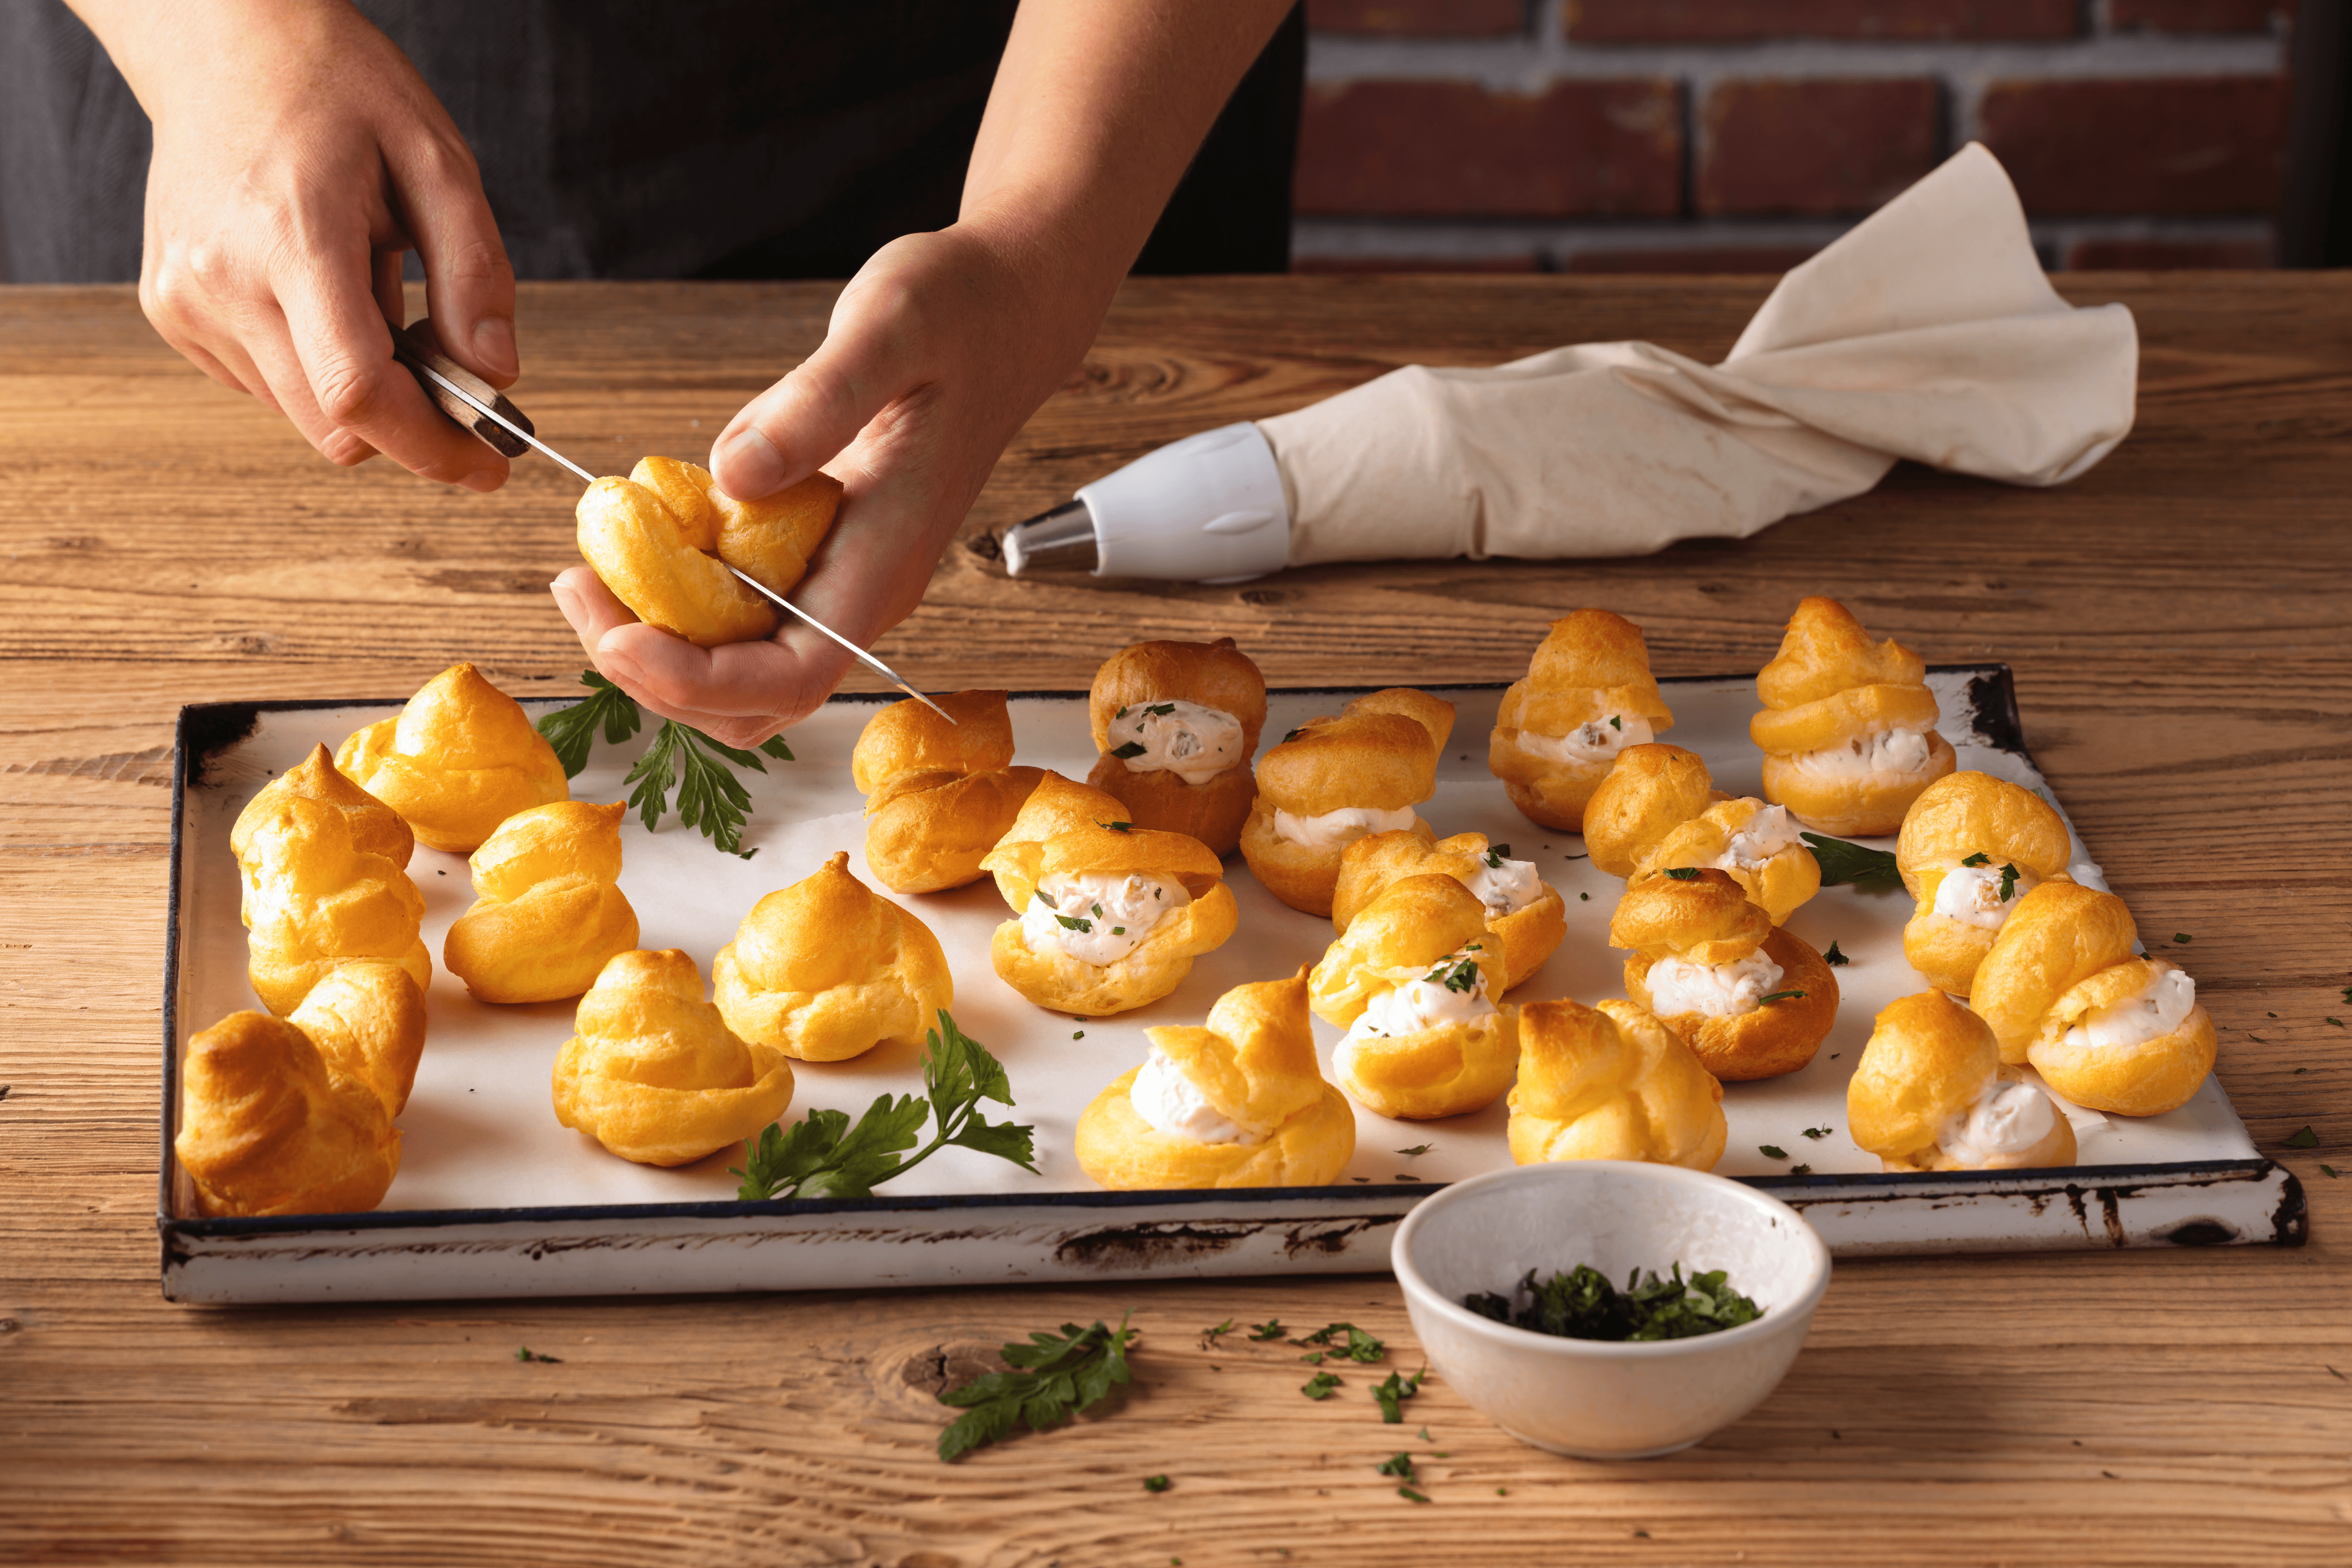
1299,1323,1386,1363
1758,989,1806,1004
1998,862,2020,902
1072,1030,1085,1040
1200,1319,1234,1345
1056,913,1093,933
1143,1474,1170,1492
1372,1368,1425,1422
1398,1487,1430,1504
1112,926,1125,936
1301,1371,1341,1400
1801,1125,1832,1140
1091,902,1104,917
1961,852,1991,868
1579,892,1589,901
1663,866,1701,880
2285,1126,2320,1148
2322,1166,2340,1178
1760,1144,1789,1160
1608,715,1622,731
2174,932,2193,944
1396,1144,1432,1157
514,1346,561,1363
1484,844,1511,867
1095,819,1133,833
1801,832,1902,890
1425,954,1483,993
1464,1263,1763,1342
2330,1019,2346,1028
1378,1453,1416,1480
1282,727,1304,743
936,1314,1135,1460
1248,1320,1286,1341
1299,1351,1325,1365
1114,705,1128,719
1144,702,1176,717
1823,941,1849,966
1033,888,1050,904
1110,741,1147,759
1789,1164,1813,1176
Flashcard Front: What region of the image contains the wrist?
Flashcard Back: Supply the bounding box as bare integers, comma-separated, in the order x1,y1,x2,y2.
69,0,353,124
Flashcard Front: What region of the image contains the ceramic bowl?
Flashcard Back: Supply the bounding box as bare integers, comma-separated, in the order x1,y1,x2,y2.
1391,1161,1832,1459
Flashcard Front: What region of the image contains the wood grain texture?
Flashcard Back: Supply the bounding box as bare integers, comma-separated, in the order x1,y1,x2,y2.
2,276,2349,1566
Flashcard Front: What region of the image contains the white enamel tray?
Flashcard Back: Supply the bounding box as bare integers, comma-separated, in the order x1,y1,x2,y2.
159,669,2304,1304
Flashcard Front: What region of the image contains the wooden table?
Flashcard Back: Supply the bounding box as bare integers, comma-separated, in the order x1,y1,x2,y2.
2,275,2346,1566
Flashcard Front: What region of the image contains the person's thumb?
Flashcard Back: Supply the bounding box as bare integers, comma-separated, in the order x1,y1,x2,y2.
709,276,928,500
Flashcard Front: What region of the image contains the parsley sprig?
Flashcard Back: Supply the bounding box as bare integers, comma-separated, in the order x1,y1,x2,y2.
536,669,793,858
936,1314,1136,1461
1800,832,1902,891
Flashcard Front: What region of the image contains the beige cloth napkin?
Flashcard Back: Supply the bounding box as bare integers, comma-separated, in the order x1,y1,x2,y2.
1261,143,2138,565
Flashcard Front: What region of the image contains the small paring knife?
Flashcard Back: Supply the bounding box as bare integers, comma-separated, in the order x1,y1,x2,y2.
390,320,954,724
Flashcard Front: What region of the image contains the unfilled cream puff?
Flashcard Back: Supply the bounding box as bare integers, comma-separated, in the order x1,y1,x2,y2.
1309,873,1518,1120
1847,989,2076,1172
576,455,842,646
1489,610,1676,832
1611,869,1837,1082
1752,597,1955,837
1896,770,2076,997
1506,997,1726,1171
443,800,639,1004
850,689,1046,894
1629,796,1821,926
336,661,570,853
1075,968,1355,1190
1239,687,1454,917
1581,743,1718,877
1971,881,2215,1116
236,792,432,1016
1087,637,1268,857
551,949,796,1166
1332,828,1566,989
286,959,431,1119
714,851,954,1062
980,821,1237,1017
231,742,413,879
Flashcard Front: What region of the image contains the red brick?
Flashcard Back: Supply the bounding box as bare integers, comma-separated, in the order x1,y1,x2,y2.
2064,235,2276,268
1292,254,1544,273
2109,0,2292,32
1296,80,1683,218
1567,0,2077,42
1306,0,1526,34
1980,77,2290,216
1565,244,1824,274
1697,79,1941,217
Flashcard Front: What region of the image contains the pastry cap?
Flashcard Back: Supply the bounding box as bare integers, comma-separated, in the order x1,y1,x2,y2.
231,742,413,871
1608,869,1771,964
1345,687,1457,755
980,820,1224,910
1309,873,1499,1027
469,800,627,901
1581,744,1716,876
862,764,1044,895
574,457,842,646
851,689,1016,794
334,662,570,853
173,1008,400,1217
714,851,953,1061
238,793,432,1015
1846,990,1999,1160
1146,969,1326,1139
1330,828,1565,987
1087,637,1268,754
444,801,639,1005
1895,769,2074,893
1253,710,1438,816
1970,880,2138,1060
1748,681,1942,756
1506,997,1726,1170
1495,609,1675,737
2026,957,2215,1116
1629,797,1822,926
1756,596,1925,710
286,959,429,1119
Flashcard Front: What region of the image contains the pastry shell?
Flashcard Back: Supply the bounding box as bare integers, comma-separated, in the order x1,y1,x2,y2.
231,742,413,875
1628,797,1822,925
1751,598,1954,837
1311,874,1518,1120
714,850,954,1062
2026,957,2216,1117
444,800,639,1004
1613,870,1836,1082
989,772,1130,907
575,455,842,646
1086,637,1268,856
1239,689,1450,917
1489,609,1675,832
335,661,570,853
852,689,1045,893
1847,989,2076,1170
237,791,432,1016
1968,879,2138,1065
981,823,1237,1016
1331,827,1567,988
1581,743,1718,878
1506,997,1726,1170
1896,770,2077,997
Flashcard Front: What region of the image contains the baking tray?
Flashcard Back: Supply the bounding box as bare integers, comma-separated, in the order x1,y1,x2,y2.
159,669,2304,1303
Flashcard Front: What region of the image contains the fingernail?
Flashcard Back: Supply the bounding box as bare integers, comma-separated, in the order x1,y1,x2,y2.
715,427,785,499
460,469,502,493
471,317,518,380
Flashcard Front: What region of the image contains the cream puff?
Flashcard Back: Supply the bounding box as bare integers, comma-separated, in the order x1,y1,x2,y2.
335,661,571,853
850,689,1046,894
286,959,430,1119
1489,610,1676,832
987,771,1130,907
231,742,413,878
236,792,432,1016
1896,770,2076,997
714,850,954,1062
1847,989,2076,1172
1239,687,1454,917
443,801,639,1004
551,949,796,1166
1971,881,2215,1116
1087,637,1268,857
1332,828,1566,989
1629,797,1821,926
1581,743,1717,878
1075,968,1356,1189
979,821,1238,1017
1506,997,1726,1170
1611,869,1836,1082
1309,873,1518,1120
1751,597,1955,837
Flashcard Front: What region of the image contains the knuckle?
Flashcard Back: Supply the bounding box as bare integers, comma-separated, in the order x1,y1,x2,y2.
441,237,512,287
314,359,386,427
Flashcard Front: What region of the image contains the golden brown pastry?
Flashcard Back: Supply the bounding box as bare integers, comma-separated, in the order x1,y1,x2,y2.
1239,687,1454,917
1970,881,2214,1116
575,455,843,646
231,742,413,877
1581,743,1717,877
286,960,430,1118
714,851,954,1061
1075,969,1355,1189
1848,989,2077,1172
551,949,796,1166
1629,797,1822,927
1489,610,1676,832
850,689,1046,894
1086,637,1268,857
988,771,1129,907
1896,770,2076,998
335,661,570,853
1332,828,1565,989
236,792,432,1016
443,801,639,1004
1751,597,1955,836
1506,997,1726,1171
979,821,1238,1017
1611,869,1837,1082
1309,873,1518,1120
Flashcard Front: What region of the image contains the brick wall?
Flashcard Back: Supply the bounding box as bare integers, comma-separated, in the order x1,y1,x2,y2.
1293,0,2294,272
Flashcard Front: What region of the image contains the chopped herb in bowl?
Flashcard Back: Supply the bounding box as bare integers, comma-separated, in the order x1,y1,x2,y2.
1464,1262,1763,1343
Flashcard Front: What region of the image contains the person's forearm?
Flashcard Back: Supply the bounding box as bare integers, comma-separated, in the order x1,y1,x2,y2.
67,0,344,117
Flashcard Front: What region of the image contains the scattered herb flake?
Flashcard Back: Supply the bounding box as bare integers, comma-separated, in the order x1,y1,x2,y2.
1998,863,2020,901
1200,1319,1234,1345
1397,1144,1432,1157
1484,844,1511,868
1300,1351,1325,1365
1145,702,1176,717
2331,1366,2347,1379
936,1313,1136,1461
1465,1263,1763,1342
1055,912,1094,933
2320,1165,2340,1178
1758,990,1806,1004
1298,1323,1386,1363
1377,1453,1417,1479
1282,727,1304,744
2285,1126,2320,1149
1416,1426,1432,1441
1579,891,1589,901
1801,833,1903,890
1823,940,1848,966
1110,742,1146,759
1372,1368,1425,1423
1961,852,1991,868
1663,866,1701,881
1249,1320,1287,1341
1096,820,1133,833
1144,1474,1170,1492
2174,933,2193,944
2329,1019,2346,1028
1801,1125,1832,1140
514,1346,561,1363
1789,1164,1813,1176
1760,1145,1789,1160
1608,715,1622,731
1398,1487,1430,1504
1301,1371,1341,1401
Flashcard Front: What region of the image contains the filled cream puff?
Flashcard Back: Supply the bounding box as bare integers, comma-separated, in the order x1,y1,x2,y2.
1751,597,1955,837
1896,770,2076,998
1611,869,1837,1082
336,661,570,853
1309,873,1518,1120
1581,743,1718,878
236,791,432,1016
443,800,639,1004
1087,637,1268,857
1075,968,1355,1189
1332,828,1565,989
714,850,954,1062
850,689,1046,894
1848,989,2076,1172
1489,610,1675,832
1239,687,1454,917
1629,797,1821,926
1971,881,2215,1116
980,821,1237,1017
551,948,796,1166
1506,996,1726,1171
987,771,1130,907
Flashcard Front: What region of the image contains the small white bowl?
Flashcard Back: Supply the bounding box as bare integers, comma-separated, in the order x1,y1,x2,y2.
1392,1161,1832,1459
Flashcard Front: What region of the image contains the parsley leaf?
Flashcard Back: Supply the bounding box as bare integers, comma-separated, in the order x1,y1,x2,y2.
1398,1487,1430,1503
1200,1319,1234,1346
539,668,794,857
1823,940,1848,967
1378,1453,1417,1479
1372,1368,1425,1423
1282,727,1304,744
1299,1323,1385,1363
1801,1125,1832,1140
936,1314,1136,1461
1998,862,2020,902
2322,1165,2340,1178
1663,866,1701,881
535,670,641,776
1396,1144,1432,1157
1464,1263,1762,1342
2174,932,2193,944
1758,990,1806,1004
1144,702,1176,717
1055,912,1094,933
1789,1164,1813,1176
1248,1320,1286,1341
1110,741,1146,759
2285,1126,2320,1149
1760,1144,1789,1160
1800,832,1902,890
1484,844,1511,867
1301,1371,1341,1400
514,1346,562,1363
1960,852,1991,868
1608,715,1622,731
1095,820,1133,833
1143,1474,1170,1492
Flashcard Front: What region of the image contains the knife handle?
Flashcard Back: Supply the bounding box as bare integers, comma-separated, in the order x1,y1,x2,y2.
389,318,533,459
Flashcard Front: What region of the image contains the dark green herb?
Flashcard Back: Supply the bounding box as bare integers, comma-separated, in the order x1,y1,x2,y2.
1663,866,1701,881
1055,912,1094,933
1249,1320,1287,1341
1200,1319,1234,1345
1464,1262,1763,1343
1372,1368,1425,1423
1789,1164,1813,1176
1760,1144,1789,1160
1114,706,1128,719
1300,1351,1325,1365
1484,844,1512,868
1144,702,1176,717
935,1314,1135,1461
1398,1487,1430,1504
2321,1165,2340,1178
537,670,794,857
2285,1126,2320,1149
2174,932,2193,944
1143,1474,1170,1492
1111,742,1147,759
1960,852,1991,868
1299,1323,1386,1363
1072,1030,1085,1040
1415,1426,1432,1442
1608,715,1622,731
1095,820,1133,833
1397,1144,1432,1157
1823,940,1848,966
1425,951,1483,993
1800,833,1902,891
536,669,643,775
1758,989,1807,1004
1998,863,2020,902
1301,1371,1341,1401
1579,892,1589,901
514,1346,561,1363
2329,1019,2346,1028
1282,727,1304,744
1801,1125,1832,1140
1378,1453,1416,1480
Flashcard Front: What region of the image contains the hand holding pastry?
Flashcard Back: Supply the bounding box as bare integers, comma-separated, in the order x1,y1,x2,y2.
1895,771,2075,997
1848,990,2075,1171
1488,610,1675,832
1751,597,1955,836
1087,637,1267,856
236,791,431,1016
980,821,1237,1017
850,689,1045,893
1611,869,1836,1081
1075,968,1355,1190
1240,687,1454,917
443,801,640,1004
335,661,569,853
1332,828,1566,988
714,851,954,1062
1506,997,1726,1171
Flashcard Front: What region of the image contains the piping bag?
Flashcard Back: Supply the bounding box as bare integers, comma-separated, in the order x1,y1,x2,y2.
1003,143,2138,583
